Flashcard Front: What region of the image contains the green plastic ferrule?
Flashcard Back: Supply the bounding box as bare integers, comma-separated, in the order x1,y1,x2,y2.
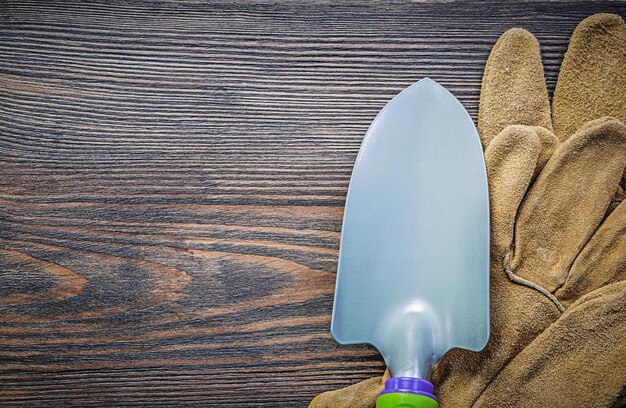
376,392,439,408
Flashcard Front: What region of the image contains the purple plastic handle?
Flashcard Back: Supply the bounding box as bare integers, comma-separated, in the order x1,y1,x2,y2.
379,377,437,401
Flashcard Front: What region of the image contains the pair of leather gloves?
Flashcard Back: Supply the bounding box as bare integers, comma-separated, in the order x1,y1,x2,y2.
311,13,626,408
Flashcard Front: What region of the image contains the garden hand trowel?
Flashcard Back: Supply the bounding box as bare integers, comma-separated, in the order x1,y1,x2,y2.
331,78,489,408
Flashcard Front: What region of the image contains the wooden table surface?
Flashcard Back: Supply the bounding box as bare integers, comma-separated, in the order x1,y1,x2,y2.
1,1,624,406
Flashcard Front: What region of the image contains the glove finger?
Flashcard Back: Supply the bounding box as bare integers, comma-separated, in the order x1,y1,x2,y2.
484,125,540,258
308,370,389,408
511,117,626,293
478,28,552,148
552,13,626,140
556,199,626,308
474,281,626,408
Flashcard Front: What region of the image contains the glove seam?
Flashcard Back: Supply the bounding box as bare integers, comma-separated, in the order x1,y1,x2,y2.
503,252,565,313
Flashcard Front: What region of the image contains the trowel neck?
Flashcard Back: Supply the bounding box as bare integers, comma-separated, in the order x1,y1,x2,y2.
376,377,438,408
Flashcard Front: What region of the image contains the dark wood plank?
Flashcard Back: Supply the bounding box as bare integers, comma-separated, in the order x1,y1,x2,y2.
1,1,624,406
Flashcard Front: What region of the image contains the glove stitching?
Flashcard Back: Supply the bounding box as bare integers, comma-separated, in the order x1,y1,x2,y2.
503,252,565,313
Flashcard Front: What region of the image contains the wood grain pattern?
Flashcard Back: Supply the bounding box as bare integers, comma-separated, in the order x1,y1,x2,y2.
1,1,624,406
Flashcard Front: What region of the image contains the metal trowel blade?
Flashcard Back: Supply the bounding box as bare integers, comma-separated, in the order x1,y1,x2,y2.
331,78,489,379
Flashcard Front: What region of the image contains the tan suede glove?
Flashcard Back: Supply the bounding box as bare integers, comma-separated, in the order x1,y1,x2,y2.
311,13,626,408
